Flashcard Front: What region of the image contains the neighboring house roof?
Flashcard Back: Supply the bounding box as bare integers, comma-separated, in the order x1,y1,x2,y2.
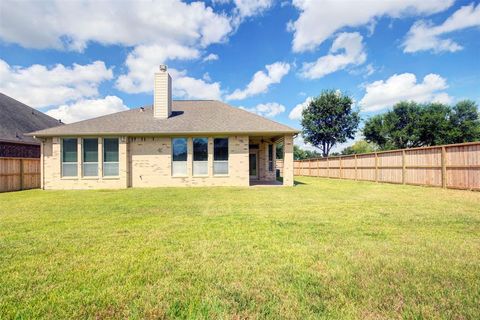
0,92,62,145
29,100,299,137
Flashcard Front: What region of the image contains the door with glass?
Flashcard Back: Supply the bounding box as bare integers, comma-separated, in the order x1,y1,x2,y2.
249,151,258,179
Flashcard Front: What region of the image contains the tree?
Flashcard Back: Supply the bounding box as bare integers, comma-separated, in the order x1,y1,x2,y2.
276,143,284,159
449,100,480,143
364,100,480,150
301,90,360,157
341,140,377,155
293,145,321,160
417,103,451,146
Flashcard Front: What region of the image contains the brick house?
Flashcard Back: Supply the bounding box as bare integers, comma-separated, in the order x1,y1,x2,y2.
29,66,298,189
0,93,61,158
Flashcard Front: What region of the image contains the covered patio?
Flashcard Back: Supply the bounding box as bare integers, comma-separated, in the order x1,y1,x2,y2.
248,134,294,186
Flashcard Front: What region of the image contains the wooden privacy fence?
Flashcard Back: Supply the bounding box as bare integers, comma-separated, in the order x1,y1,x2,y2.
292,141,480,191
0,157,41,192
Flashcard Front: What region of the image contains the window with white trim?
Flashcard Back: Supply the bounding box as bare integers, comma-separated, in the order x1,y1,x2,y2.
193,138,208,176
213,138,228,175
268,144,274,172
83,138,98,177
172,138,187,176
103,138,119,176
62,138,77,177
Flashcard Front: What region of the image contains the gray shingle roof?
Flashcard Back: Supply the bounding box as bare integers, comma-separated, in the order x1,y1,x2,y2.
0,92,62,144
28,100,299,137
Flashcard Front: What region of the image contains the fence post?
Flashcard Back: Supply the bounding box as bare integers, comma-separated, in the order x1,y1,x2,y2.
374,153,378,182
19,158,24,191
327,157,330,178
354,155,358,180
309,159,312,176
317,159,320,177
441,146,447,188
402,150,406,184
339,156,343,179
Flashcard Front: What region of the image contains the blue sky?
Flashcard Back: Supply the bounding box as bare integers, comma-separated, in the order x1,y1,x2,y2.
0,0,479,151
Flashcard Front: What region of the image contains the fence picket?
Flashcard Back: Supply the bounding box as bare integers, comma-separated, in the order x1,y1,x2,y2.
289,141,480,191
0,157,40,192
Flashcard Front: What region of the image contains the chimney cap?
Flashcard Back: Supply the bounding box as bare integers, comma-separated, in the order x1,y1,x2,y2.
159,64,167,72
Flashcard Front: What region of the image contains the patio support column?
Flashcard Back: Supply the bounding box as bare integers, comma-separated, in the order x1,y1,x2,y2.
119,136,129,188
283,134,294,186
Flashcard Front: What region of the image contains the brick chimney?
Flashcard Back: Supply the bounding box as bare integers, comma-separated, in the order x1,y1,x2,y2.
153,65,172,118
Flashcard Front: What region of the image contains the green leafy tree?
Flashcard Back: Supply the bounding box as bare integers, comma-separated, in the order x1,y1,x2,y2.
449,100,480,143
276,143,284,159
364,100,480,150
293,145,321,160
341,140,377,155
417,103,451,145
301,90,360,157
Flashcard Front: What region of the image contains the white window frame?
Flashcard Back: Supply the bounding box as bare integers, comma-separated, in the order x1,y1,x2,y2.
172,138,188,177
103,138,119,177
213,137,229,176
61,138,78,178
193,137,208,176
82,138,99,177
268,144,274,172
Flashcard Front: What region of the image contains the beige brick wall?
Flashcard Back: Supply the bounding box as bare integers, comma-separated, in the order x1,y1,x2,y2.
256,140,276,181
42,137,128,190
41,134,295,189
129,136,249,187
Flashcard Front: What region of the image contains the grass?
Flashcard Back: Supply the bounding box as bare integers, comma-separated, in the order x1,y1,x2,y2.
0,177,479,319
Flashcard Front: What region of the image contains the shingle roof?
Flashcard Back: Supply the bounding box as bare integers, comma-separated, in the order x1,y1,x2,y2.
28,100,299,137
0,92,62,145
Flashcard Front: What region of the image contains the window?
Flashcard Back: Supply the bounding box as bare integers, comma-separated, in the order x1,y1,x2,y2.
103,138,119,176
268,144,274,172
213,138,228,175
62,138,77,177
172,138,187,176
193,138,208,176
83,138,98,176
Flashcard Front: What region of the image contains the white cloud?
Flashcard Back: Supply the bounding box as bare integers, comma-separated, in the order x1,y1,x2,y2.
0,0,233,97
170,69,222,100
114,45,221,99
203,72,212,82
431,92,453,105
115,44,200,93
349,63,377,78
0,59,112,108
288,96,313,120
403,3,480,53
359,73,452,112
240,102,286,117
45,96,128,124
226,62,290,100
233,0,274,18
203,53,219,62
0,0,232,51
364,64,376,77
300,32,366,79
289,0,453,52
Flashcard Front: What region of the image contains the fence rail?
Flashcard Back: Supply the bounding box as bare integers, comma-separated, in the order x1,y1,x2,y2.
290,141,480,191
0,157,40,192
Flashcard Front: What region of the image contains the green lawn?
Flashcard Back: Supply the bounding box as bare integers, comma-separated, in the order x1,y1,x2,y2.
1,177,479,319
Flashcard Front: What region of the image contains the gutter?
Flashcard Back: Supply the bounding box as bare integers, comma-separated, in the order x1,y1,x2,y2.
27,130,301,138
